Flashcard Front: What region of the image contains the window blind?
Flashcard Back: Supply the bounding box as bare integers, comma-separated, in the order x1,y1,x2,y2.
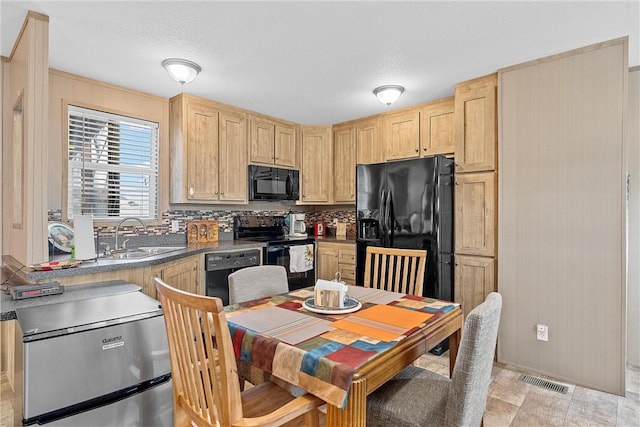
67,105,159,221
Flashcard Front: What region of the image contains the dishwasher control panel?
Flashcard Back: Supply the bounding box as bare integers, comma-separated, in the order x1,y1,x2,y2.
205,249,260,271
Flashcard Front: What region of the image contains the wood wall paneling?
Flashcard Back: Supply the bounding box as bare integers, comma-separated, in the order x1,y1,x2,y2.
498,39,627,395
50,70,170,221
6,12,49,265
627,67,639,367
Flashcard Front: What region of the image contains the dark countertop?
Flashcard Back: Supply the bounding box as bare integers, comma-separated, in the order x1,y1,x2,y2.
3,240,267,283
314,236,356,244
1,280,141,321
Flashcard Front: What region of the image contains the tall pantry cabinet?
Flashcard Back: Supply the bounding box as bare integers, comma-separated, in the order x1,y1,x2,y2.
453,74,498,320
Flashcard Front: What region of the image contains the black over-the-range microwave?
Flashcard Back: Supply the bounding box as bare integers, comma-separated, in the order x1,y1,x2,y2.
248,165,300,201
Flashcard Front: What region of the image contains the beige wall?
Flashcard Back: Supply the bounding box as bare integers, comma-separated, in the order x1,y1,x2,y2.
628,66,639,367
48,70,170,223
3,12,49,265
498,39,627,395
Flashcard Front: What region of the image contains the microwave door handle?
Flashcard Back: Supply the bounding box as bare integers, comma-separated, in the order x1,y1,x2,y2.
286,173,292,198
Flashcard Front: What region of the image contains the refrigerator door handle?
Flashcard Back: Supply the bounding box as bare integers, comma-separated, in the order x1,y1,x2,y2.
380,190,387,246
387,190,394,246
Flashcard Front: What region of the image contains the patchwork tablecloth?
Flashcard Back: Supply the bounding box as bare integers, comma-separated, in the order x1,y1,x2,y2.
225,287,458,408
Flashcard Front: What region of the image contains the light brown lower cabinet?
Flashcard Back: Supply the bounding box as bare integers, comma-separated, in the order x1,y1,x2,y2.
316,241,356,285
454,255,495,320
144,255,201,298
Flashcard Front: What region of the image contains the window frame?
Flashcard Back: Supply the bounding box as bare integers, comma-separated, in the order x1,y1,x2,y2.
65,104,160,223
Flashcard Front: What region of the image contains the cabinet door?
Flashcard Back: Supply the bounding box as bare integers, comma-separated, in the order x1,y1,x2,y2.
420,98,455,156
301,126,332,204
162,256,200,295
187,103,219,200
333,125,356,204
250,116,275,165
275,124,296,168
455,74,497,172
219,111,247,202
455,255,495,320
455,173,495,256
356,118,381,164
385,109,420,161
317,243,339,281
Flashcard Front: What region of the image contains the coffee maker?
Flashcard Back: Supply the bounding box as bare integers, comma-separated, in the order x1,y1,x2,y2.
288,213,307,237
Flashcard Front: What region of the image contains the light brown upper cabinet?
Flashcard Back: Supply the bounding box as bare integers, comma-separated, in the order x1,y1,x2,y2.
333,124,356,204
384,109,421,160
218,111,248,202
300,125,332,204
454,172,496,257
454,74,497,173
355,117,382,164
384,98,455,162
170,94,247,204
249,115,296,168
420,97,455,156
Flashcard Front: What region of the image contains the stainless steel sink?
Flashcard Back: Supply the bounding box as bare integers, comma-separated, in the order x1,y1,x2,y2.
100,246,186,260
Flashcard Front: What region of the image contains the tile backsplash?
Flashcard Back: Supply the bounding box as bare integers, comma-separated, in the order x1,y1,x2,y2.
49,208,356,239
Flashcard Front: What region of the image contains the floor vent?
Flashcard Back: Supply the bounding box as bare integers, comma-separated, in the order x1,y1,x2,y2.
518,374,569,394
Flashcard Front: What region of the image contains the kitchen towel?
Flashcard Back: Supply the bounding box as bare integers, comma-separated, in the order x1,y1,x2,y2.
73,214,97,260
290,244,313,273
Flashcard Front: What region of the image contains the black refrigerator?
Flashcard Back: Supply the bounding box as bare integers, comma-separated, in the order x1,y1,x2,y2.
356,155,454,303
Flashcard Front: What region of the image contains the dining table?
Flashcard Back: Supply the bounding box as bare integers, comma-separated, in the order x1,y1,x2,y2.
225,286,463,426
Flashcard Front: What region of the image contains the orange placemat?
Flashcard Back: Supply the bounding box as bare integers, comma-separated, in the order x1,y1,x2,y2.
331,305,433,341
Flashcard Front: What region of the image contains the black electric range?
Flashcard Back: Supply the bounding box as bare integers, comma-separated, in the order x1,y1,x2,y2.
234,215,315,289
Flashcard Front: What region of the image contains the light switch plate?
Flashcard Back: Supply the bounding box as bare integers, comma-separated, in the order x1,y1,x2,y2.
171,220,180,233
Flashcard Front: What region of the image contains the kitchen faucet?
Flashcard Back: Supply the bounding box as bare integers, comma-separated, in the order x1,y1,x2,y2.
114,217,147,250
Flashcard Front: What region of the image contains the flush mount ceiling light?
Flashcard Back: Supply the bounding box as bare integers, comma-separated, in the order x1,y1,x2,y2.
162,58,201,85
373,85,405,105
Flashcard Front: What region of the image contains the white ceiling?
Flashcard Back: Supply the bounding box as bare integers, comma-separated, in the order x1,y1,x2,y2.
1,1,638,125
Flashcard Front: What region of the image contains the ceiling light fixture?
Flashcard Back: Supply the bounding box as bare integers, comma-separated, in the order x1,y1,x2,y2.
162,58,201,85
373,85,405,105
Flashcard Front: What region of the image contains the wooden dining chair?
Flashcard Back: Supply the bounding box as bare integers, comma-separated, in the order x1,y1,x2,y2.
363,246,427,296
154,277,323,427
228,265,289,304
366,292,503,427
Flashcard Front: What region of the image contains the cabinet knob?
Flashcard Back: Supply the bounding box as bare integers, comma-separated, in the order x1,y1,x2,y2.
415,148,419,152
189,187,194,196
423,148,427,151
221,191,224,195
214,191,219,194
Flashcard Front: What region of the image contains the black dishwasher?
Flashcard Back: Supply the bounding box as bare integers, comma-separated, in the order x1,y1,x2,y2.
205,249,261,305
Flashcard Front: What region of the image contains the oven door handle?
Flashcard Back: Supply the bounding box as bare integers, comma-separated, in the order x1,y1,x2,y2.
267,245,289,252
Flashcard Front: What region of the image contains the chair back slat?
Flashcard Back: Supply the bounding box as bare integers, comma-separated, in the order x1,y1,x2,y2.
363,247,427,296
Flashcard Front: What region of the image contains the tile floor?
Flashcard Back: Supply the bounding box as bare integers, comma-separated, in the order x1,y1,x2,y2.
1,356,638,426
414,353,639,427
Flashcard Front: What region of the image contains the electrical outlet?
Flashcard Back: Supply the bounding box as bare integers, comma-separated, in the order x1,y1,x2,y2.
536,324,549,342
171,220,180,233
